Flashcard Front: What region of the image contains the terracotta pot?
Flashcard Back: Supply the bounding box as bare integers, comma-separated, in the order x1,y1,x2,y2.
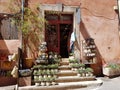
23,58,33,69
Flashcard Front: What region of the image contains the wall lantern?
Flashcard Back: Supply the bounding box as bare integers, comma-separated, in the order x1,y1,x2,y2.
113,5,118,13
113,6,118,10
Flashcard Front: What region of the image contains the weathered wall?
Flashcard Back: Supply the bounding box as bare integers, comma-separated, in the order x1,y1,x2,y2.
80,0,120,63
0,0,21,56
79,0,120,75
28,0,120,75
1,0,120,75
29,0,120,61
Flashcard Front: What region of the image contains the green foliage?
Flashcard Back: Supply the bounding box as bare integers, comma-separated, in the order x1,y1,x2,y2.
106,64,120,69
33,64,59,69
77,69,85,74
69,59,78,63
85,68,94,73
71,63,85,68
9,0,47,58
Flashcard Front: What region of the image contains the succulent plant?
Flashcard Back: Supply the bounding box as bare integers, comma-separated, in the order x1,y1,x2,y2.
85,68,93,73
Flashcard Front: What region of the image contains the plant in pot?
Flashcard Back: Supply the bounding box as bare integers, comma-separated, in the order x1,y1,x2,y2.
45,77,51,86
85,68,94,77
34,76,40,86
51,64,59,72
33,69,38,75
40,77,46,86
71,63,79,71
42,70,47,78
51,69,58,78
51,77,57,85
69,59,78,66
79,63,85,70
103,63,120,76
77,69,84,77
46,69,51,77
38,69,43,77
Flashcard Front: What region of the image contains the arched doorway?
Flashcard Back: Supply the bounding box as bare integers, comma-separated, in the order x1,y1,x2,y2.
45,12,73,58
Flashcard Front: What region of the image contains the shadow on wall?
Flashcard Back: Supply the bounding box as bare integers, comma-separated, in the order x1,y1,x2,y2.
0,20,10,60
80,21,103,76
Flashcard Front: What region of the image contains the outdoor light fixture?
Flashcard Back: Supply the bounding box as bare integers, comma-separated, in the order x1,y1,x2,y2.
113,6,118,10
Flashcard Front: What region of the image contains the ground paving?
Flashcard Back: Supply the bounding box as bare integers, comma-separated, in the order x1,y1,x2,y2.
0,76,120,90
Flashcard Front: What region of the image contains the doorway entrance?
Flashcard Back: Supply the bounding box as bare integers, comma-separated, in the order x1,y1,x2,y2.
60,24,72,58
45,12,73,58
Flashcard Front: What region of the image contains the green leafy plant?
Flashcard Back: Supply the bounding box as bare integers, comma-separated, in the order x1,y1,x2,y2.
85,68,94,73
69,59,78,63
79,64,85,68
77,69,85,74
106,64,120,69
50,64,59,69
71,63,79,68
9,0,47,58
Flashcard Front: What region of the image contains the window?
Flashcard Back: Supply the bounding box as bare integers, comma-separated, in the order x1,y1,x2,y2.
0,18,18,40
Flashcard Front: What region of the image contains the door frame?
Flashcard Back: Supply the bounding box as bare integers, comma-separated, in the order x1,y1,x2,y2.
40,4,81,58
40,4,80,41
45,13,73,55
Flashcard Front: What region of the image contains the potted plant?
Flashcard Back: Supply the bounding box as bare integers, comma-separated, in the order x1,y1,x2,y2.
79,63,85,69
33,69,38,75
50,64,59,72
42,70,47,78
69,59,78,65
77,69,83,77
34,76,40,86
38,69,43,76
85,68,94,77
103,63,120,76
71,63,79,71
40,78,45,86
46,69,51,77
45,77,51,86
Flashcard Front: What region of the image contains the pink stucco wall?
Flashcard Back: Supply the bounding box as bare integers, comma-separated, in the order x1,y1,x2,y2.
28,0,120,61
80,0,120,63
1,0,120,75
0,40,21,54
28,0,120,75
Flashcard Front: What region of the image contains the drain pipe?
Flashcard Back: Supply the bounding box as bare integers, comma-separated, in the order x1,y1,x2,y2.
16,0,24,90
117,0,120,36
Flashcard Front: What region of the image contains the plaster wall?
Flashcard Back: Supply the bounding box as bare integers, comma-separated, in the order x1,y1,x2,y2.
29,0,120,63
28,0,120,76
1,0,120,75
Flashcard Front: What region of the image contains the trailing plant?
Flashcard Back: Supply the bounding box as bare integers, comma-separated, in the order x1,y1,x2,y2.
9,0,47,59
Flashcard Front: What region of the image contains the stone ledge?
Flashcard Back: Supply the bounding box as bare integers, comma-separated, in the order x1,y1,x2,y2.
19,79,103,90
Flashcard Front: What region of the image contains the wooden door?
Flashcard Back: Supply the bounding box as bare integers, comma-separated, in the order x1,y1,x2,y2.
45,23,59,53
45,12,73,57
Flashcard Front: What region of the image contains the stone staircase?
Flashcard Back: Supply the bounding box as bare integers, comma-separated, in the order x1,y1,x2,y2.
57,58,96,83
19,57,103,90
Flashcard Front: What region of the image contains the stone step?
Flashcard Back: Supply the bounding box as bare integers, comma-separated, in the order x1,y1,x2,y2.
60,61,69,65
59,65,71,70
19,79,103,90
58,70,77,77
61,58,69,62
56,76,96,83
